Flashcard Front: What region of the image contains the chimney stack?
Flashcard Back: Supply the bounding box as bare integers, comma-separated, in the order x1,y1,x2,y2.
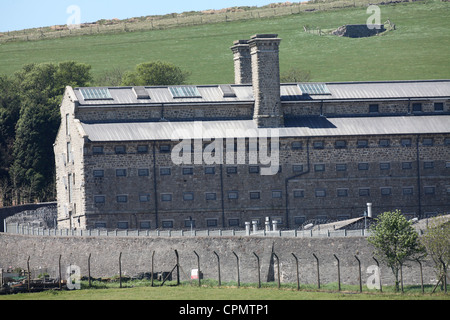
231,40,252,85
248,34,284,128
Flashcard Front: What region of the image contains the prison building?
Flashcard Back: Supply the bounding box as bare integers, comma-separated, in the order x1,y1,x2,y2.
54,34,450,230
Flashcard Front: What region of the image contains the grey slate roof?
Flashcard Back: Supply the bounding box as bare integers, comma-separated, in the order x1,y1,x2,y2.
73,80,450,106
81,115,450,142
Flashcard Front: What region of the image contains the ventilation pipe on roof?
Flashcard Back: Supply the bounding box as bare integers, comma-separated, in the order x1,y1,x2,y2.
367,203,373,218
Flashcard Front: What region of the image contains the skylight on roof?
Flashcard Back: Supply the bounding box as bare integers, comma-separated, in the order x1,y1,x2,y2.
80,88,113,100
298,83,331,95
169,86,202,98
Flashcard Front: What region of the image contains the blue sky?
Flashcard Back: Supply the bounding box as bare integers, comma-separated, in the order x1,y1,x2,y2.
0,0,285,32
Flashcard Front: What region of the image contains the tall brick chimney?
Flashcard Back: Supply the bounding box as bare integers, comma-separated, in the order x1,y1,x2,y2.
231,40,252,85
248,34,284,128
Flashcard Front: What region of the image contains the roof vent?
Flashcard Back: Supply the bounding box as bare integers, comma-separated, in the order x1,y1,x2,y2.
133,86,151,100
219,84,237,98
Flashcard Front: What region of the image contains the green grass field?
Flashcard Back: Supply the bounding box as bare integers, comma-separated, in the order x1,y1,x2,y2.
1,280,448,301
0,1,449,84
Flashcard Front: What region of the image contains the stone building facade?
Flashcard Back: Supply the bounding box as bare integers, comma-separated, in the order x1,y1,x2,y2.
54,34,450,230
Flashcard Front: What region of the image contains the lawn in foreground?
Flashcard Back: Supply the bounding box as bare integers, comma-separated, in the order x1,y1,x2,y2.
1,281,448,301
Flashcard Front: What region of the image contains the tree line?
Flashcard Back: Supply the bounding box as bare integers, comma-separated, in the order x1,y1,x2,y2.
0,60,190,206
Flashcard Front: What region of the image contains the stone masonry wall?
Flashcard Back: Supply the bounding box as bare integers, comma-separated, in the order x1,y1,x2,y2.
0,233,439,287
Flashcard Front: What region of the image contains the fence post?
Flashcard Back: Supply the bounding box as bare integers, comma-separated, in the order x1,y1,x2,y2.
194,251,201,287
119,252,122,288
213,251,221,286
313,253,320,289
175,250,180,285
27,256,31,292
58,255,62,290
151,251,155,287
88,253,92,288
416,259,424,294
334,254,341,291
253,252,261,288
232,251,240,287
291,253,300,291
355,255,362,293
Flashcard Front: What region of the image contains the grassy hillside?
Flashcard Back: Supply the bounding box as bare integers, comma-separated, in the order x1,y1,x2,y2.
0,1,449,84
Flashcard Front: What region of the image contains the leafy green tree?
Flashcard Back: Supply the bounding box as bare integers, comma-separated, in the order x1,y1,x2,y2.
421,215,450,290
121,61,190,86
9,61,92,203
368,210,426,291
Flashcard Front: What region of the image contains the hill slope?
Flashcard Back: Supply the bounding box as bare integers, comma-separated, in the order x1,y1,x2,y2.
0,1,449,84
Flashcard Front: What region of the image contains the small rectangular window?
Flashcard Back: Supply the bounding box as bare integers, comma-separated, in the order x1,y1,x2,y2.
250,192,261,200
369,104,379,113
138,169,149,176
380,163,391,170
228,191,239,199
272,191,282,199
358,163,369,171
117,195,128,203
205,167,215,174
94,195,105,204
293,164,304,173
313,141,324,149
293,190,305,198
183,192,194,201
93,146,104,155
137,145,149,153
424,186,435,195
140,221,151,229
412,103,422,113
402,162,413,170
424,161,434,169
403,187,414,195
434,102,444,112
335,140,347,149
162,221,173,229
227,167,238,174
139,194,151,202
379,139,390,147
315,189,326,197
337,189,348,197
423,138,434,146
207,219,218,227
357,140,368,148
401,139,412,147
93,170,104,177
206,193,217,201
115,146,126,154
291,141,303,150
314,164,325,172
228,219,240,227
160,145,171,153
359,188,370,196
161,194,172,202
117,222,129,230
381,187,392,196
183,167,194,175
116,169,127,177
160,168,171,176
249,166,260,174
